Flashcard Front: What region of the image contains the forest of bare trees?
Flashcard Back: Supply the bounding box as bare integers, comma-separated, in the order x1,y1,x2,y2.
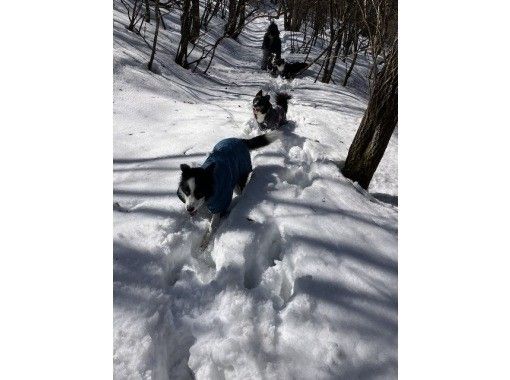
120,0,397,188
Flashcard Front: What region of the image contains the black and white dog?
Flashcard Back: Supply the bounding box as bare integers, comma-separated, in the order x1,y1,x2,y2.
273,57,308,79
252,90,291,130
177,132,281,249
266,53,278,76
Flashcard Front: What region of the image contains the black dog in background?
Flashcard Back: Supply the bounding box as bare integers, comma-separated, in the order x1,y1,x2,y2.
273,57,308,79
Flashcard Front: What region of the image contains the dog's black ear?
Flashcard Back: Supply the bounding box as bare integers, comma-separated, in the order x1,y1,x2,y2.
255,90,263,97
264,94,271,102
180,164,191,172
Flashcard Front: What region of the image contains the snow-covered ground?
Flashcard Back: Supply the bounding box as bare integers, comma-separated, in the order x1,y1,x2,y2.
113,2,397,379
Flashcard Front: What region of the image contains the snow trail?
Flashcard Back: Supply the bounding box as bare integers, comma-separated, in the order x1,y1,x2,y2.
114,2,397,379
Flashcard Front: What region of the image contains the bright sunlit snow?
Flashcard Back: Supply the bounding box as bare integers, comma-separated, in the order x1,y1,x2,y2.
113,1,397,379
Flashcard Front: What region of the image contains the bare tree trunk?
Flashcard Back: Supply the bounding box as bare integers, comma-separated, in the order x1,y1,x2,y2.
224,0,248,39
201,0,212,29
203,0,221,30
283,0,292,30
320,42,333,82
342,50,358,86
342,33,359,86
148,0,161,71
127,0,142,31
221,0,227,19
190,0,200,42
144,0,150,22
290,0,302,31
158,6,167,30
231,0,246,39
175,0,192,67
328,31,343,74
320,0,336,83
342,39,398,189
321,30,342,83
225,0,238,35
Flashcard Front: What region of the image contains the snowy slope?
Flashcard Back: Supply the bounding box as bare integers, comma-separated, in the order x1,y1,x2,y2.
113,2,397,379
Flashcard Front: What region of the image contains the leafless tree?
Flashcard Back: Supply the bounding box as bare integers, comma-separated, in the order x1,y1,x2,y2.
355,0,398,85
120,0,144,32
201,0,222,30
342,38,397,189
148,0,161,71
175,0,193,67
224,0,248,38
119,0,399,192
190,0,201,42
191,6,263,74
144,0,151,22
282,0,305,31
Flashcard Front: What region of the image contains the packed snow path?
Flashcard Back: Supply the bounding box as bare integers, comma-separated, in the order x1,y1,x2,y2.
113,2,397,379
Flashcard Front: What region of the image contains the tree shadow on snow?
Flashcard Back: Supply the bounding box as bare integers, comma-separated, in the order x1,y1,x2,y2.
293,275,397,332
371,192,398,207
113,241,166,307
113,152,207,164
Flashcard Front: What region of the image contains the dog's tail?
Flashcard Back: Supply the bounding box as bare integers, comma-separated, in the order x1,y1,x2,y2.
275,92,292,113
243,131,283,150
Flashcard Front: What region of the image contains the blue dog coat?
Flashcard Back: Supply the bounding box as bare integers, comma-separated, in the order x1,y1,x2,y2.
202,138,252,214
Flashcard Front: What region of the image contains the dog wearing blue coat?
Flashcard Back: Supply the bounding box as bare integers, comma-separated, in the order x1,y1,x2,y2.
178,131,282,249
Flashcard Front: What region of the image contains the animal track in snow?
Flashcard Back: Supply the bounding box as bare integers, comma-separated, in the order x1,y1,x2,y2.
242,221,284,289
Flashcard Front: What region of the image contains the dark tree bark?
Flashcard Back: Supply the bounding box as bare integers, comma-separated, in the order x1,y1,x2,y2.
225,0,237,35
148,0,161,71
221,0,227,19
342,39,398,189
157,6,167,30
201,0,212,29
282,0,292,30
144,0,151,22
190,0,201,42
321,31,343,83
224,0,248,39
326,32,343,78
126,0,143,31
231,0,246,39
203,0,221,30
320,0,337,83
175,0,192,67
342,32,359,86
282,0,303,31
225,0,246,38
289,0,302,31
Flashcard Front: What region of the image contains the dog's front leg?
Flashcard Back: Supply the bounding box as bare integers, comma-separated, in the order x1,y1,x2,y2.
199,213,220,251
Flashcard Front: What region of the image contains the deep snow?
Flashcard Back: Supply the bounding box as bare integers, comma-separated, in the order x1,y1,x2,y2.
113,2,398,379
